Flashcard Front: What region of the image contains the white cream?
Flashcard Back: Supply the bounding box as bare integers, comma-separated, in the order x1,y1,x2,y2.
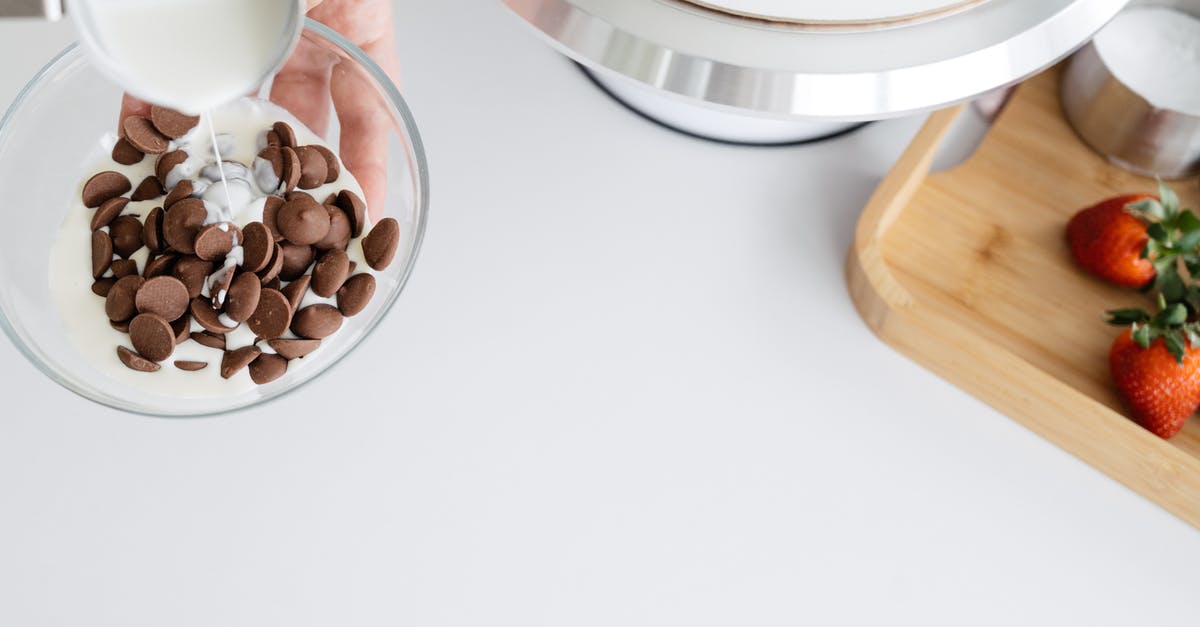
49,98,375,398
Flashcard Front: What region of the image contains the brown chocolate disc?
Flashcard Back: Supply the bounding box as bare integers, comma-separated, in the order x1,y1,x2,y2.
129,313,175,362
174,360,208,371
272,121,297,147
92,278,116,297
190,331,226,350
117,346,160,372
248,353,288,385
190,297,236,334
164,179,193,209
294,146,328,190
311,145,340,184
336,273,376,317
91,230,113,279
224,272,262,323
281,275,310,312
82,171,131,208
131,176,165,201
143,252,177,279
220,346,262,379
173,256,215,299
163,198,206,254
335,190,367,237
105,275,145,321
277,193,329,246
135,275,189,321
262,195,285,241
193,223,239,261
247,288,292,340
362,218,400,271
91,196,129,231
257,146,285,193
142,207,166,252
111,138,144,166
291,304,343,339
155,150,189,185
171,314,191,344
267,338,320,360
111,319,131,333
110,258,138,278
122,116,169,154
280,146,302,193
314,203,351,251
257,242,285,284
109,215,144,258
279,243,315,281
149,106,200,139
208,267,235,309
265,130,282,147
310,249,349,297
240,222,273,273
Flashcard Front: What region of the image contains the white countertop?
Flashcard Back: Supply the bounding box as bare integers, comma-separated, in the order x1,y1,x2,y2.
1,1,1198,624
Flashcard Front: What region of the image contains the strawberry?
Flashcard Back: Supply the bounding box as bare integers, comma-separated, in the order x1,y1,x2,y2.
1107,298,1200,439
1066,193,1156,287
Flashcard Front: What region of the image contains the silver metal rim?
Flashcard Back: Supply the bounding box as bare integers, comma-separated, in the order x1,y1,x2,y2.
501,0,1129,120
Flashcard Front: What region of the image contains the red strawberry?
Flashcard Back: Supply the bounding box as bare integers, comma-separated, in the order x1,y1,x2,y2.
1109,328,1200,439
1067,193,1156,287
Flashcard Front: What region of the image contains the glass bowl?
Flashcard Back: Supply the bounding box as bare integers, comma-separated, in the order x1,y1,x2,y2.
0,20,428,417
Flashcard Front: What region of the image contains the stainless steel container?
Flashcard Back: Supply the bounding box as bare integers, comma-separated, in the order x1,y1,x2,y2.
1061,1,1200,179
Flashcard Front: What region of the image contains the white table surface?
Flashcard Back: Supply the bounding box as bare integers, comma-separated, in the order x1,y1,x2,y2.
2,1,1199,625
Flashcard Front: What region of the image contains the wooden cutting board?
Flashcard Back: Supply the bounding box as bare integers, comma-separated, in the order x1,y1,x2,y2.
847,65,1200,528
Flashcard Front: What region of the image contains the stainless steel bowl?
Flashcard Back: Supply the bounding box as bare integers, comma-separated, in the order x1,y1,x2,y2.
1061,1,1200,179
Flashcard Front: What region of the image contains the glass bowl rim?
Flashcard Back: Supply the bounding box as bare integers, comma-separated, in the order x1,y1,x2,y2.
0,18,430,418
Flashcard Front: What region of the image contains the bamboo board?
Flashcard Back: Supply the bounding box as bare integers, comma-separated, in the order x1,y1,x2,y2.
846,66,1200,528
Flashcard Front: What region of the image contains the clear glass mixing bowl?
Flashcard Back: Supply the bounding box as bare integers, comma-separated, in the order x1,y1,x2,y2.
0,20,428,417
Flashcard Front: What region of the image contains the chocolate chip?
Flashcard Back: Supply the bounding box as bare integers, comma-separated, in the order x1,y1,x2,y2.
164,180,193,209
248,353,288,384
279,242,314,281
111,319,131,333
171,314,190,344
291,304,342,339
109,215,144,258
256,147,285,193
335,190,367,238
128,177,161,203
117,345,160,372
163,198,206,254
272,121,297,147
105,275,145,321
149,106,199,139
336,273,376,317
264,277,281,291
362,218,400,271
90,196,129,231
173,256,214,299
194,223,239,261
267,338,320,360
174,360,207,371
220,346,261,379
111,138,144,166
122,116,169,154
311,249,349,297
208,266,235,309
247,288,292,340
110,258,138,278
155,150,188,185
224,272,261,322
257,242,285,284
314,203,351,251
142,207,165,252
280,146,302,193
91,231,113,278
311,145,339,184
294,146,327,190
129,313,175,362
281,275,310,312
265,130,282,147
277,193,329,246
347,261,357,275
240,222,272,273
190,297,235,334
82,171,131,208
143,252,177,279
261,195,285,241
135,275,189,321
92,278,116,297
190,331,225,350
